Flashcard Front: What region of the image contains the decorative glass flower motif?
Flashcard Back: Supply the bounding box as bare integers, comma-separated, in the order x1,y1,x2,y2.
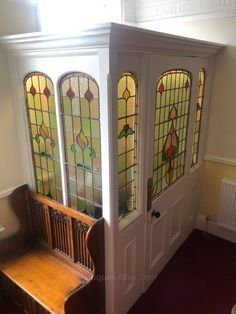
118,124,135,139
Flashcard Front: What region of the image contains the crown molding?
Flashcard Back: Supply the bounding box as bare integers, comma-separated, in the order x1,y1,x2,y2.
0,23,224,58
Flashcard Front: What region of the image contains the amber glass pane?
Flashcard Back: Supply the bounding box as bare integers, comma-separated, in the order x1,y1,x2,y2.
59,72,102,218
24,72,62,202
191,69,205,167
118,72,138,219
152,70,191,199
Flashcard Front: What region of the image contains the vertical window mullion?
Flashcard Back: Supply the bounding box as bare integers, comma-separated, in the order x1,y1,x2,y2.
54,84,69,205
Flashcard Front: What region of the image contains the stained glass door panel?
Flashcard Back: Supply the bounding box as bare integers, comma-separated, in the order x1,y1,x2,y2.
152,70,191,198
59,72,102,218
145,56,199,292
117,72,138,220
24,72,63,202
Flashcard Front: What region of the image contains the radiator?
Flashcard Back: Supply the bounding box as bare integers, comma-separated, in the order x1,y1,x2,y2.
218,177,236,231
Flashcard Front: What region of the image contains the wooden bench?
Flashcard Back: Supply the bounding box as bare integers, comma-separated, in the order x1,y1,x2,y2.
0,185,105,314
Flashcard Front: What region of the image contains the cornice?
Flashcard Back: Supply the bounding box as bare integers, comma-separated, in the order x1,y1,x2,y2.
0,22,225,57
0,23,112,54
110,23,224,57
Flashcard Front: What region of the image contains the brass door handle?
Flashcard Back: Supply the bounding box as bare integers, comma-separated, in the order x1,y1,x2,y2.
151,210,160,219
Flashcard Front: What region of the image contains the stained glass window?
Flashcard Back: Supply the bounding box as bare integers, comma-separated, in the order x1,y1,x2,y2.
24,72,63,202
152,70,191,199
59,72,102,218
118,72,138,219
191,69,205,167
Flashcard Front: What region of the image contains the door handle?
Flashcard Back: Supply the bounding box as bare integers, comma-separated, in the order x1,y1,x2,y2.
151,209,161,219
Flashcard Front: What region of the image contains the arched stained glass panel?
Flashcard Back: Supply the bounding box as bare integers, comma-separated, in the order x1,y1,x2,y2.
59,72,102,218
152,70,191,199
24,72,62,202
118,72,138,219
191,68,205,167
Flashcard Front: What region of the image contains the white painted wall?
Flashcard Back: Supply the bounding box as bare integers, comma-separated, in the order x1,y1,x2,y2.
0,0,38,232
0,1,38,36
0,1,38,191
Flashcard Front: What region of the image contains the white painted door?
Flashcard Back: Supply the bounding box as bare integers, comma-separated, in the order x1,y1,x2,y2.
144,55,201,290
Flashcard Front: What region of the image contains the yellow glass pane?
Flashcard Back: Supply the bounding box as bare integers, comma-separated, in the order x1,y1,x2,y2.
90,80,99,99
39,75,46,93
41,94,48,111
70,76,79,96
32,75,39,93
79,76,88,97
127,75,135,96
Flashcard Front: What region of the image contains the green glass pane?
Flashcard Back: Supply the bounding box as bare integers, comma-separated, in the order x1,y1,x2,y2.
35,167,42,180
54,161,61,175
118,154,126,172
49,113,57,129
49,96,55,112
36,111,43,125
69,179,77,195
80,98,89,117
93,173,102,189
85,171,93,186
77,198,85,212
64,115,73,132
118,99,126,118
127,167,134,183
27,94,34,109
41,156,47,170
72,98,80,115
63,97,72,114
83,148,92,169
82,118,90,137
91,119,100,138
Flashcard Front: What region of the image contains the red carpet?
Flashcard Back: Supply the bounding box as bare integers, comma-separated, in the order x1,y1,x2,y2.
129,230,236,314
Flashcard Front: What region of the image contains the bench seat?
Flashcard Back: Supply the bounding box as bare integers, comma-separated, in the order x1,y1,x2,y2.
0,249,89,314
0,185,105,314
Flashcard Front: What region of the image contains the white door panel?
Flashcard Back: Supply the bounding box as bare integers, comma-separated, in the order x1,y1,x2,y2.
145,54,200,290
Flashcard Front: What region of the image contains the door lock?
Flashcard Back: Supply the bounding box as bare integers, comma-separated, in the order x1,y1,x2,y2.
151,209,161,219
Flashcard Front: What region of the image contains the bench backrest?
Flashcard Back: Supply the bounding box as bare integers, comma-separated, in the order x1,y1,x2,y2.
28,192,95,271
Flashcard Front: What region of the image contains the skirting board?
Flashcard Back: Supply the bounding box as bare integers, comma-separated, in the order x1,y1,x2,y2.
196,214,236,244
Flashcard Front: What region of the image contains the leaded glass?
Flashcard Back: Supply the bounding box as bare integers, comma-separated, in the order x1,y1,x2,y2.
24,72,62,202
59,72,102,218
152,70,191,199
118,72,138,219
191,69,205,166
